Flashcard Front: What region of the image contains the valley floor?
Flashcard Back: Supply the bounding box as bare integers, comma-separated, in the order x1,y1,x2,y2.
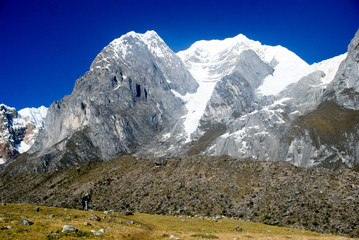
0,203,355,240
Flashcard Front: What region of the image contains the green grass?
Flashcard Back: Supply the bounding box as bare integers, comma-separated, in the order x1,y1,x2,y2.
0,203,355,240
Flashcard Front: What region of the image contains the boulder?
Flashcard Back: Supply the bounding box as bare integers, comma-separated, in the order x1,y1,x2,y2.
62,225,78,233
91,230,103,236
155,159,168,166
20,219,33,226
88,214,101,221
104,210,115,214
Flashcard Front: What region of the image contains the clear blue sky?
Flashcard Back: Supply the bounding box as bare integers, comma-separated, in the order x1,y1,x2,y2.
1,0,358,109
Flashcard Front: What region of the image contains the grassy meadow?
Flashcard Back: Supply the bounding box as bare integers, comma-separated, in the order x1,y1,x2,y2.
0,203,355,240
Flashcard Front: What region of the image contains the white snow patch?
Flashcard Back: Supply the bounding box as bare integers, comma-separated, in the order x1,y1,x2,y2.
310,53,347,84
182,81,217,140
258,46,311,96
18,106,47,129
16,141,32,153
162,132,171,140
258,52,346,95
109,30,170,60
0,158,4,165
272,97,292,106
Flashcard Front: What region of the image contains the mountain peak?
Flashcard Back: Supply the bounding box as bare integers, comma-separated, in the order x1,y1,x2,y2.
99,30,168,61
111,30,162,46
178,33,261,59
143,30,159,38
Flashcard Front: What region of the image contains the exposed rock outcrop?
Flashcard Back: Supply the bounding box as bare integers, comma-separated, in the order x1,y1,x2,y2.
0,105,47,165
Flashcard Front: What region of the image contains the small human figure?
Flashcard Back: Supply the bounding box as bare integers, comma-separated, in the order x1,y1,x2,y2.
82,193,91,210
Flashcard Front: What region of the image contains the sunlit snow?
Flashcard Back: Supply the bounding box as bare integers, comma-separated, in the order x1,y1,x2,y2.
18,106,48,129
17,141,32,154
257,46,311,95
310,53,347,84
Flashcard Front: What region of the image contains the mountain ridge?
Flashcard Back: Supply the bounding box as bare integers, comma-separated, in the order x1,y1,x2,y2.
1,29,358,173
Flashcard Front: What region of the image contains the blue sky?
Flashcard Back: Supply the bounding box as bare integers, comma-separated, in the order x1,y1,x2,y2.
1,0,358,109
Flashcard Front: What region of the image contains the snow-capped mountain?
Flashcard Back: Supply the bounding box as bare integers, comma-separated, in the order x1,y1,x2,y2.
0,105,47,164
3,29,358,173
175,34,344,140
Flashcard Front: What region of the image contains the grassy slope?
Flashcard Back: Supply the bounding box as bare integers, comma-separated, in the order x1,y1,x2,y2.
0,203,354,240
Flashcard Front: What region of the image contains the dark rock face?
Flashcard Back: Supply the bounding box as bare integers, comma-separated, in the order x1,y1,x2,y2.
0,105,20,163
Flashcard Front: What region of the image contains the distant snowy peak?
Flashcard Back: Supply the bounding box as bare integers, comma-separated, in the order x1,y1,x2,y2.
177,33,260,61
13,105,48,153
176,33,313,139
177,33,263,79
177,33,311,96
0,104,48,164
178,33,346,97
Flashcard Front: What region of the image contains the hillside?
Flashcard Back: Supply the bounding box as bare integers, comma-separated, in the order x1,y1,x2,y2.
0,156,358,238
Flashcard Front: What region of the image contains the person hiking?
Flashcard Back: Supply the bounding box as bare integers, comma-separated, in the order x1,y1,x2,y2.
82,193,91,210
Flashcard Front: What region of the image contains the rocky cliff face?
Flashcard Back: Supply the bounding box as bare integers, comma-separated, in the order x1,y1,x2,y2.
0,105,47,164
3,29,359,173
286,30,359,169
20,31,198,172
